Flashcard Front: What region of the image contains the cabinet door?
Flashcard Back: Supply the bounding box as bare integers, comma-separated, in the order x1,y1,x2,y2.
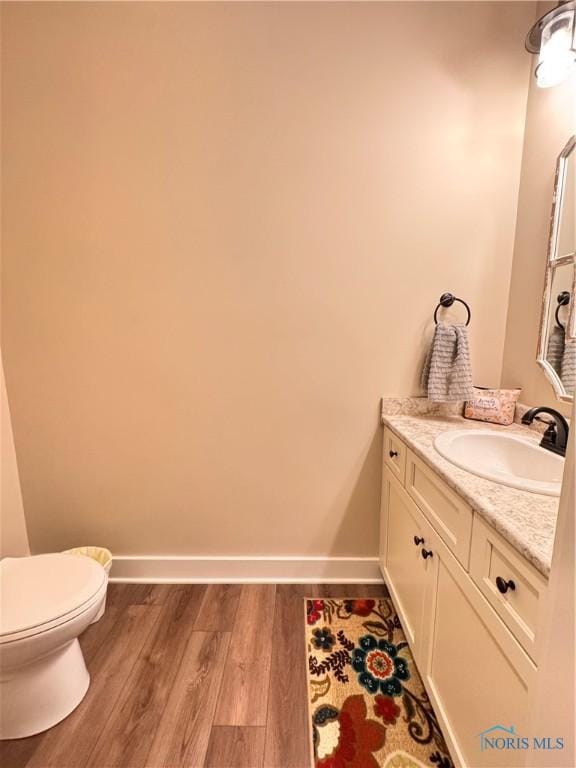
420,531,537,768
379,469,431,663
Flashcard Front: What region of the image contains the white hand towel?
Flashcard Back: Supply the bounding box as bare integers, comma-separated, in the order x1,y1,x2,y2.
421,324,474,402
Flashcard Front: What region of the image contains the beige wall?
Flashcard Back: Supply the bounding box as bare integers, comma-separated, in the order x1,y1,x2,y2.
1,2,533,557
1,7,29,559
501,4,576,415
1,355,30,557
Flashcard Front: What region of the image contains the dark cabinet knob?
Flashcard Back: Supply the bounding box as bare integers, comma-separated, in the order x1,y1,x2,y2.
389,450,399,458
496,576,516,594
421,549,433,560
413,536,424,546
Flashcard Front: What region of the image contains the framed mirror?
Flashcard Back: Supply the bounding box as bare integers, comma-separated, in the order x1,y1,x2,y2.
537,136,576,402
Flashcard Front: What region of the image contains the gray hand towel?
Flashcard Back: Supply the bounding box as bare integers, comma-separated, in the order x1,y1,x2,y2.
421,324,474,402
560,337,576,393
546,325,565,377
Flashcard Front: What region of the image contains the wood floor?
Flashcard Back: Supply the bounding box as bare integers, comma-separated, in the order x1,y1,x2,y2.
1,582,388,768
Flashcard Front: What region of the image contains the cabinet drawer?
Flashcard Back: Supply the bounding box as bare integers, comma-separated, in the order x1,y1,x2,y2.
470,515,547,664
405,450,473,569
383,427,407,484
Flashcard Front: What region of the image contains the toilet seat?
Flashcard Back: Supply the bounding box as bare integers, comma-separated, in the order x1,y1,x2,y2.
0,554,107,644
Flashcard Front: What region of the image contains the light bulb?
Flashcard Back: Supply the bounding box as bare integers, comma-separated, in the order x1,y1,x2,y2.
536,10,576,88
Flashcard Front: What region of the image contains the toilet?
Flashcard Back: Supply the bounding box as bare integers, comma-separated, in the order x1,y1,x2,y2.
0,553,108,740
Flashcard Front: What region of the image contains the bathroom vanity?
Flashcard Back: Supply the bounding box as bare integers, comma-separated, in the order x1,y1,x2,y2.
379,410,559,768
377,131,574,768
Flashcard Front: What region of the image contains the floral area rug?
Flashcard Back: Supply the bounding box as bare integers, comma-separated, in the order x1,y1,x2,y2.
305,596,454,768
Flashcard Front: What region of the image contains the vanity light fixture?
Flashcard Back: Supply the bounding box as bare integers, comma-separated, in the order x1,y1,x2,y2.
526,0,576,88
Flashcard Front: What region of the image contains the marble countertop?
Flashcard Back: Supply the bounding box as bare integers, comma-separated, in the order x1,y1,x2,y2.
381,413,560,577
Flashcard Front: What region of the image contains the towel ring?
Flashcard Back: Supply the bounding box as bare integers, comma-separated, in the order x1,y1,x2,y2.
433,292,471,326
555,291,571,329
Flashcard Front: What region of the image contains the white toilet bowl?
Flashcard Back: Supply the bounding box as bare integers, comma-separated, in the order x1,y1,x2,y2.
0,553,107,740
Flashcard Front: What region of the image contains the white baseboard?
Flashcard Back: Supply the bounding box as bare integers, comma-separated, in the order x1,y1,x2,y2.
109,555,383,584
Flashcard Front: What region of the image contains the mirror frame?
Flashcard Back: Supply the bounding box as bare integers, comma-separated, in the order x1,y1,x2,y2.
537,135,576,403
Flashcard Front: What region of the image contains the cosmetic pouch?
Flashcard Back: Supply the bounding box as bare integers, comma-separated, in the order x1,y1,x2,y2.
464,387,521,426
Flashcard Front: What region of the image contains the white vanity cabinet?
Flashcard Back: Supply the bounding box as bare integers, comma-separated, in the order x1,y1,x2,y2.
380,427,547,768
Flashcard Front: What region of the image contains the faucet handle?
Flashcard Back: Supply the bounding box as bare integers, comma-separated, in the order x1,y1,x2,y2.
533,415,555,426
541,421,560,448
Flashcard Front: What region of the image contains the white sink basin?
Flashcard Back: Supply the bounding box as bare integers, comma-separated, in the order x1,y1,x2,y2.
434,429,564,496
